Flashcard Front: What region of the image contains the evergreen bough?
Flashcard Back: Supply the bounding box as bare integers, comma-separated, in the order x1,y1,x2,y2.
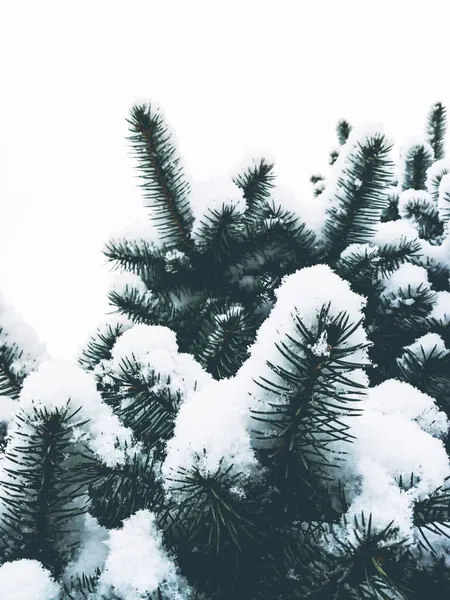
0,102,449,599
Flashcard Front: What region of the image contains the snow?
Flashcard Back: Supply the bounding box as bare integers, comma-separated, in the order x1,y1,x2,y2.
314,124,389,242
416,232,450,273
162,377,258,496
112,323,178,360
426,159,450,204
164,248,191,273
438,172,450,223
63,514,109,586
236,265,370,446
269,185,298,214
16,360,134,467
308,330,331,357
0,396,17,425
270,185,303,218
241,263,369,380
109,324,211,397
326,379,450,549
398,189,434,220
0,559,60,600
342,457,414,541
352,405,449,501
372,219,419,247
363,378,449,439
430,291,450,322
189,178,246,242
403,331,448,357
313,179,325,196
270,184,325,236
96,510,189,600
380,263,430,299
0,291,48,380
76,313,134,368
109,271,151,298
338,242,380,266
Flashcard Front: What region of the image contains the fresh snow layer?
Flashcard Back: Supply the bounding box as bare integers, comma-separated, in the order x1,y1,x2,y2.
398,189,434,219
380,263,431,302
438,172,450,222
426,159,450,203
189,178,246,242
63,514,110,585
162,377,257,495
327,378,450,549
239,264,369,403
0,291,48,379
97,510,189,600
430,291,450,322
108,323,212,396
0,559,60,600
0,396,17,425
372,219,419,247
16,360,133,466
163,264,371,496
109,271,151,298
363,378,448,439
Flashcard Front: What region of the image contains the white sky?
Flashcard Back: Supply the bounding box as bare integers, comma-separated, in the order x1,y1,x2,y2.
1,0,449,360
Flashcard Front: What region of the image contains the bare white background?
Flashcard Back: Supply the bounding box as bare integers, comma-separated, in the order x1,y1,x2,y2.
1,0,449,359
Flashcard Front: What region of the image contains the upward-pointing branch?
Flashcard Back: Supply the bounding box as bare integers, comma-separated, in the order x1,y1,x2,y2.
126,104,194,248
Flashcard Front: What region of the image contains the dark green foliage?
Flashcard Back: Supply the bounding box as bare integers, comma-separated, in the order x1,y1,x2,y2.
234,158,275,221
63,569,101,600
381,189,400,222
323,134,394,260
2,100,448,599
79,320,131,371
104,121,320,379
368,282,437,384
337,119,352,146
0,403,92,576
398,192,444,241
252,304,368,492
401,142,434,191
71,100,450,599
89,449,163,530
191,301,261,380
162,465,272,600
294,514,411,599
439,184,450,222
413,477,450,553
329,148,339,165
397,339,450,413
427,162,450,205
126,105,194,247
104,239,165,284
100,356,181,452
0,331,27,398
426,102,447,161
108,285,161,325
310,174,324,185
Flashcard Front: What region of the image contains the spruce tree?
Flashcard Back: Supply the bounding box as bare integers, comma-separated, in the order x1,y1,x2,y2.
0,101,449,599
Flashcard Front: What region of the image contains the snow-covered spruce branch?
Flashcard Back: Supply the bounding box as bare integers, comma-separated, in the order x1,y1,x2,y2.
0,100,449,598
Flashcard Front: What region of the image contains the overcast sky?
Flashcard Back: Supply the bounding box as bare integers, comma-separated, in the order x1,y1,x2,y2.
1,0,449,359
